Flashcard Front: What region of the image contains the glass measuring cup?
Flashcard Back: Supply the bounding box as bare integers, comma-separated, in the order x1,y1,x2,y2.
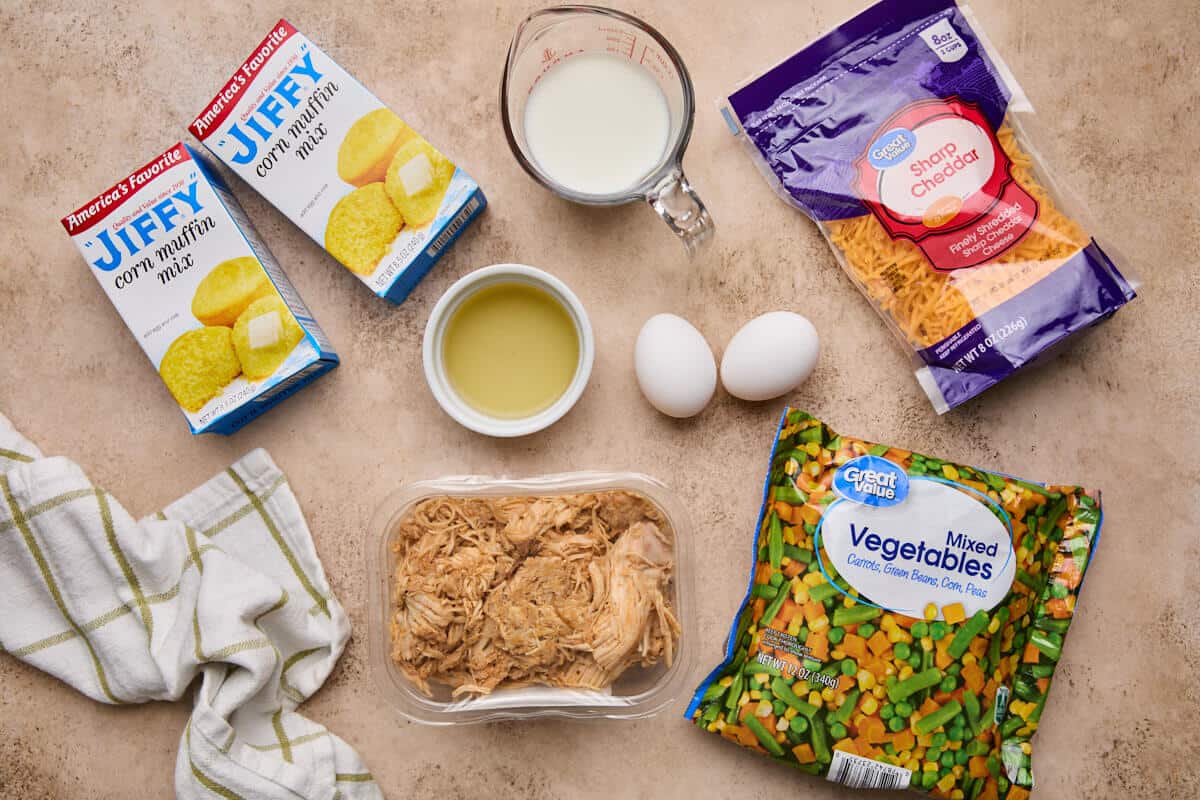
501,6,713,253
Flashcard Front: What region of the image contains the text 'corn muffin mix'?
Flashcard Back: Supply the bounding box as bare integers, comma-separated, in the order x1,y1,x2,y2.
189,19,487,304
62,143,338,435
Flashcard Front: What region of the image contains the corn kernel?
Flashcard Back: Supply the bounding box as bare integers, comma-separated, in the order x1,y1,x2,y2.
784,526,797,545
785,459,798,476
808,691,823,706
787,618,803,637
924,762,938,772
924,603,938,621
872,685,886,699
810,615,830,632
938,773,957,792
962,653,977,666
921,637,934,652
707,722,719,732
780,556,791,567
803,572,827,587
755,673,769,685
831,648,846,660
785,707,798,720
884,664,897,676
942,465,959,481
844,596,857,608
720,676,733,687
738,693,750,707
951,791,965,800
805,442,821,457
821,687,836,702
750,690,762,700
987,617,1001,634
716,719,726,731
899,665,915,680
1021,742,1032,755
857,670,877,691
861,696,879,715
881,615,897,631
756,700,772,717
776,717,790,732
905,758,920,772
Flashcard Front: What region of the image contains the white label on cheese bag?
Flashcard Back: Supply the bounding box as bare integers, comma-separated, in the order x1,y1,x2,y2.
820,458,1015,620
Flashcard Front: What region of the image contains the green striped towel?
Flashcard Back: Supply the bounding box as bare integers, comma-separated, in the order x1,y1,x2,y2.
0,413,382,799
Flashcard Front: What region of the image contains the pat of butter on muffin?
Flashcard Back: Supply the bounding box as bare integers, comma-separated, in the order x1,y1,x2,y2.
397,153,435,196
248,311,283,349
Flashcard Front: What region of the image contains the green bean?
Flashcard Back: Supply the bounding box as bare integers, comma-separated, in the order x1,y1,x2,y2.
767,513,784,570
702,682,725,703
809,581,841,603
887,668,942,703
915,699,962,735
746,660,782,677
1033,616,1070,634
1039,496,1068,536
948,610,990,658
831,689,860,725
700,702,721,725
1011,478,1060,499
1030,629,1063,661
752,583,778,600
999,715,1024,738
774,483,808,506
760,587,789,626
783,543,812,564
771,677,819,718
809,715,831,763
744,713,785,756
831,605,881,627
725,674,743,714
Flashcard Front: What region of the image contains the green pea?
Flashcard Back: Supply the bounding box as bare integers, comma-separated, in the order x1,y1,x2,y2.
888,716,907,732
908,652,923,669
829,722,848,740
947,725,965,742
941,752,955,769
930,621,948,641
939,675,957,693
880,704,895,721
798,626,809,640
911,622,929,638
927,748,942,762
931,732,948,748
828,627,846,645
773,700,787,716
922,771,939,790
841,659,857,676
789,716,809,734
956,748,970,766
894,642,912,660
946,663,962,677
858,623,876,638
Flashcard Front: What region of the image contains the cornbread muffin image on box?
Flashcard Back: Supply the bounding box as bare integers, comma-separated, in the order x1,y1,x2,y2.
192,256,276,327
159,326,242,412
337,108,414,187
384,138,455,228
232,294,306,380
324,182,403,275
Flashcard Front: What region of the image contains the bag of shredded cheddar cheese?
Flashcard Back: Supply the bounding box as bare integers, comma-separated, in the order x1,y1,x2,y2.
720,0,1136,413
687,410,1102,798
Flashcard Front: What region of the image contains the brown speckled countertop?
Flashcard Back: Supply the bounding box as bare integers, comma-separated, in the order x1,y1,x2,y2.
2,1,1198,798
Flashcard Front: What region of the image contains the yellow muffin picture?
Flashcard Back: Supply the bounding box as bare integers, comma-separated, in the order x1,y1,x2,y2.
384,138,455,228
231,294,306,380
337,108,414,187
159,326,242,412
191,256,276,327
324,182,403,275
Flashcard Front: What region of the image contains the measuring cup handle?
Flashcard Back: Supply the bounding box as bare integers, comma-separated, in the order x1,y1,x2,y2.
647,169,713,254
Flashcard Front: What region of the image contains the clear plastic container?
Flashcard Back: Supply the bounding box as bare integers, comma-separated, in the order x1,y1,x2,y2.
367,472,696,724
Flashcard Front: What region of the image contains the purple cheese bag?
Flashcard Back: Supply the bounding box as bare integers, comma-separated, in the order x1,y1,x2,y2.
721,0,1137,413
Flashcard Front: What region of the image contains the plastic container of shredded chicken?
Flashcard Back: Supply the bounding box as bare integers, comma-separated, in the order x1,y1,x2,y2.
367,472,697,724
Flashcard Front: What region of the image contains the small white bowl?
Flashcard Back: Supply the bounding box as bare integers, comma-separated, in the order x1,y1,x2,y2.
423,264,595,437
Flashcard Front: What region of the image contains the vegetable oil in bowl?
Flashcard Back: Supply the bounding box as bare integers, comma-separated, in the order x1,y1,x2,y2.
442,282,580,419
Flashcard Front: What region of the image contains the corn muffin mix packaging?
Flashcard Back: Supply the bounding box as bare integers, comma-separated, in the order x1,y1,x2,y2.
62,143,338,435
189,19,487,304
688,410,1101,798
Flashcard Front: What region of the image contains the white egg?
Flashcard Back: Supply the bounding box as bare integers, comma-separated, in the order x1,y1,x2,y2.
634,314,717,418
720,311,819,402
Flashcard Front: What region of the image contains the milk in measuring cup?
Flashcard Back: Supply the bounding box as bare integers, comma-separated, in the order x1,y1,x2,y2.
524,52,670,195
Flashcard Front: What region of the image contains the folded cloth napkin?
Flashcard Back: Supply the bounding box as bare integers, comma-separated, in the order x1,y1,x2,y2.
0,413,383,800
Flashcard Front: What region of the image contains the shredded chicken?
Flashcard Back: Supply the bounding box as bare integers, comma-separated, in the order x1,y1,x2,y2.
389,491,681,696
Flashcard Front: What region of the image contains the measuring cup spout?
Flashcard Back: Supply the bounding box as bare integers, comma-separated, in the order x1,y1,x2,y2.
648,170,713,254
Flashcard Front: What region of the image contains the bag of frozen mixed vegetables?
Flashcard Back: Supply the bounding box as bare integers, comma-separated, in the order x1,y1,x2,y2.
720,0,1136,413
687,410,1101,798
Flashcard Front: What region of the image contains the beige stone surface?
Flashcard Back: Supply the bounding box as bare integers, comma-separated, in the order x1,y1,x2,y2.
2,0,1198,797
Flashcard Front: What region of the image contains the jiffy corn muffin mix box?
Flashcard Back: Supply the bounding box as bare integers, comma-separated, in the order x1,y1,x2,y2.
62,143,338,435
189,19,487,304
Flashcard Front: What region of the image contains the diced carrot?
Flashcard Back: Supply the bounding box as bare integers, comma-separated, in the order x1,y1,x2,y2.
803,601,825,625
753,598,765,618
799,504,823,526
863,717,888,744
920,698,940,715
736,724,759,748
832,738,858,755
841,634,868,660
792,743,816,764
885,448,910,461
962,663,985,694
1037,678,1050,694
977,781,1000,800
867,630,891,656
806,630,829,660
1008,788,1031,800
777,600,798,625
774,501,793,522
969,637,988,658
935,649,953,669
942,603,966,625
837,674,855,692
1023,643,1041,664
891,730,915,751
783,560,806,579
968,756,990,778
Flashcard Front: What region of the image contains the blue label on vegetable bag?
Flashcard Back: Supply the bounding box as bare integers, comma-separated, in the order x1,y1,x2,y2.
867,127,917,169
833,455,909,507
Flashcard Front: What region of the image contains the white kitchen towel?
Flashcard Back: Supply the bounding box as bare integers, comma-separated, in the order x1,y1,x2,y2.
0,413,382,800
